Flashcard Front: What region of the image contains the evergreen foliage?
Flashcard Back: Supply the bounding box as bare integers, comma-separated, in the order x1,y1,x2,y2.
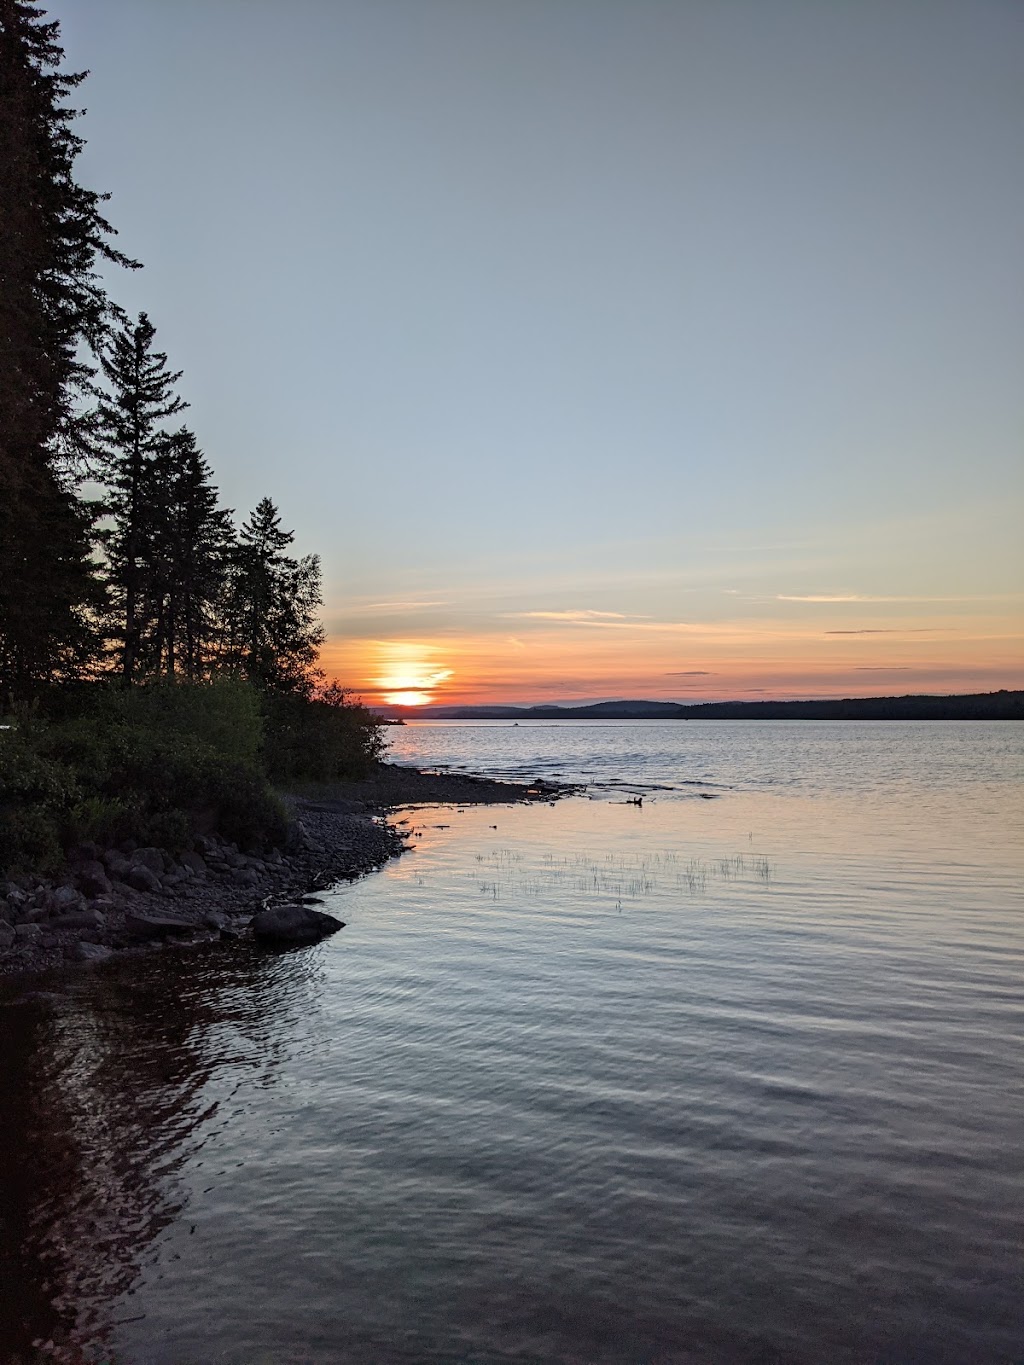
90,311,188,681
222,498,326,693
137,426,233,679
0,0,136,699
0,5,384,874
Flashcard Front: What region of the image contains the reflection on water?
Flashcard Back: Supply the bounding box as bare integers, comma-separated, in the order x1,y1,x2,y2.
1,723,1022,1363
0,945,317,1362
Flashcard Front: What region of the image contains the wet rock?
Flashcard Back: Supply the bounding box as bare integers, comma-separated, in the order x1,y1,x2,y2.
124,911,195,940
251,904,345,945
73,941,113,964
76,859,113,898
126,864,162,893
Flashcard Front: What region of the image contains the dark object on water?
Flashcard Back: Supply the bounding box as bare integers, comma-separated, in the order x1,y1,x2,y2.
124,911,195,941
251,904,345,945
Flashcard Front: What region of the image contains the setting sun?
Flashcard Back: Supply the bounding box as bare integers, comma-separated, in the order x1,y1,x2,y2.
371,651,455,706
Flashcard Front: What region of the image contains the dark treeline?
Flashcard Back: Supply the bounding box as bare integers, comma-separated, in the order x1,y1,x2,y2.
0,2,381,872
421,691,1024,721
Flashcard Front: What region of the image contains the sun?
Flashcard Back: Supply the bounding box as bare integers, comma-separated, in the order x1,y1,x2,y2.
374,655,454,707
388,690,430,707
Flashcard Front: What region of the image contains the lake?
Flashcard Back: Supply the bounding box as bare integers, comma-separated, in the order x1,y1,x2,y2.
1,721,1022,1363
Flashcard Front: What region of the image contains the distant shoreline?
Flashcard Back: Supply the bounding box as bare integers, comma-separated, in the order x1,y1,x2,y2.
388,689,1023,723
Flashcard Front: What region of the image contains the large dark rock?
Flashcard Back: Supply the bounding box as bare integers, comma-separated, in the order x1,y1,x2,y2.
50,907,105,931
0,923,14,954
251,904,345,945
47,885,85,914
126,864,162,893
76,859,113,898
132,846,165,875
180,850,207,875
124,911,195,940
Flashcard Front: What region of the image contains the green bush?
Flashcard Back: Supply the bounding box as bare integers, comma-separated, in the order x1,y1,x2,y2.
1,676,379,873
262,684,385,784
0,732,80,872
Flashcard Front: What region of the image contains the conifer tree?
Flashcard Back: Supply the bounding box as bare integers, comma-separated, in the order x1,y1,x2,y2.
223,498,325,693
148,427,233,679
0,0,136,699
92,312,186,682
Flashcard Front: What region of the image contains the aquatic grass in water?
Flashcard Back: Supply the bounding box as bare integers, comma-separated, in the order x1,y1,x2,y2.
471,845,772,905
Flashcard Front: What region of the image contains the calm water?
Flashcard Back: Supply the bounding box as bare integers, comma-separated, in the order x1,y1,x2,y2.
1,722,1022,1364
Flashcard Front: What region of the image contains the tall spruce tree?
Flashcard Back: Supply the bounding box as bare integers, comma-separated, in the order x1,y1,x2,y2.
148,427,233,679
92,312,186,682
224,498,325,693
0,0,137,699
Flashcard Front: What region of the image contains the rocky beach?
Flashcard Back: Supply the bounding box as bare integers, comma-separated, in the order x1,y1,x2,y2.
0,764,566,983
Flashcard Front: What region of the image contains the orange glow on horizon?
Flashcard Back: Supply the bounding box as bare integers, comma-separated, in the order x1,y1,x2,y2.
319,612,1023,708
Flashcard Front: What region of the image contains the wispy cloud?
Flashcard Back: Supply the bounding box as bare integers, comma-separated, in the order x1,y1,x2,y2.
853,666,912,671
666,670,715,676
824,628,945,635
347,599,449,613
779,593,1017,604
779,594,897,603
510,609,650,623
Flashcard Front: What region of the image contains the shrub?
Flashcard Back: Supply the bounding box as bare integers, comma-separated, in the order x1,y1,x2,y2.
0,732,80,872
262,685,386,784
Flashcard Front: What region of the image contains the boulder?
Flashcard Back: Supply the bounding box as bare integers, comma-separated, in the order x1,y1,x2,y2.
103,849,129,876
126,864,162,894
232,867,259,888
251,904,345,945
132,847,166,875
76,859,113,898
49,908,105,931
0,923,14,954
47,885,85,914
14,923,42,943
123,911,195,941
180,850,207,875
73,941,113,964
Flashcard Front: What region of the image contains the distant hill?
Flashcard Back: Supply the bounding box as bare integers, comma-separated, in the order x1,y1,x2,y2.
394,690,1024,722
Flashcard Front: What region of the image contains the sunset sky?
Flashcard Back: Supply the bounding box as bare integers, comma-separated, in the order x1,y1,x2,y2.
63,0,1023,706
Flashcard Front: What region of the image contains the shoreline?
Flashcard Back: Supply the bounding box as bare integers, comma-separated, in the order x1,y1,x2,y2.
0,763,571,985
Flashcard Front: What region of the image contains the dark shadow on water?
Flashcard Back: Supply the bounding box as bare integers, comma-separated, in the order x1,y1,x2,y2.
0,941,316,1363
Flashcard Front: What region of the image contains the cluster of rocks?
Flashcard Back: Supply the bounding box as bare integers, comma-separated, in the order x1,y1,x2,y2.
0,803,405,979
0,763,574,981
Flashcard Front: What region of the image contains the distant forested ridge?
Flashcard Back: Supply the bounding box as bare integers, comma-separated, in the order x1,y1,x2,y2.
414,691,1024,721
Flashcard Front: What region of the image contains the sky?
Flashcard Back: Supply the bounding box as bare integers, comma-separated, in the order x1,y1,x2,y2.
60,0,1023,706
